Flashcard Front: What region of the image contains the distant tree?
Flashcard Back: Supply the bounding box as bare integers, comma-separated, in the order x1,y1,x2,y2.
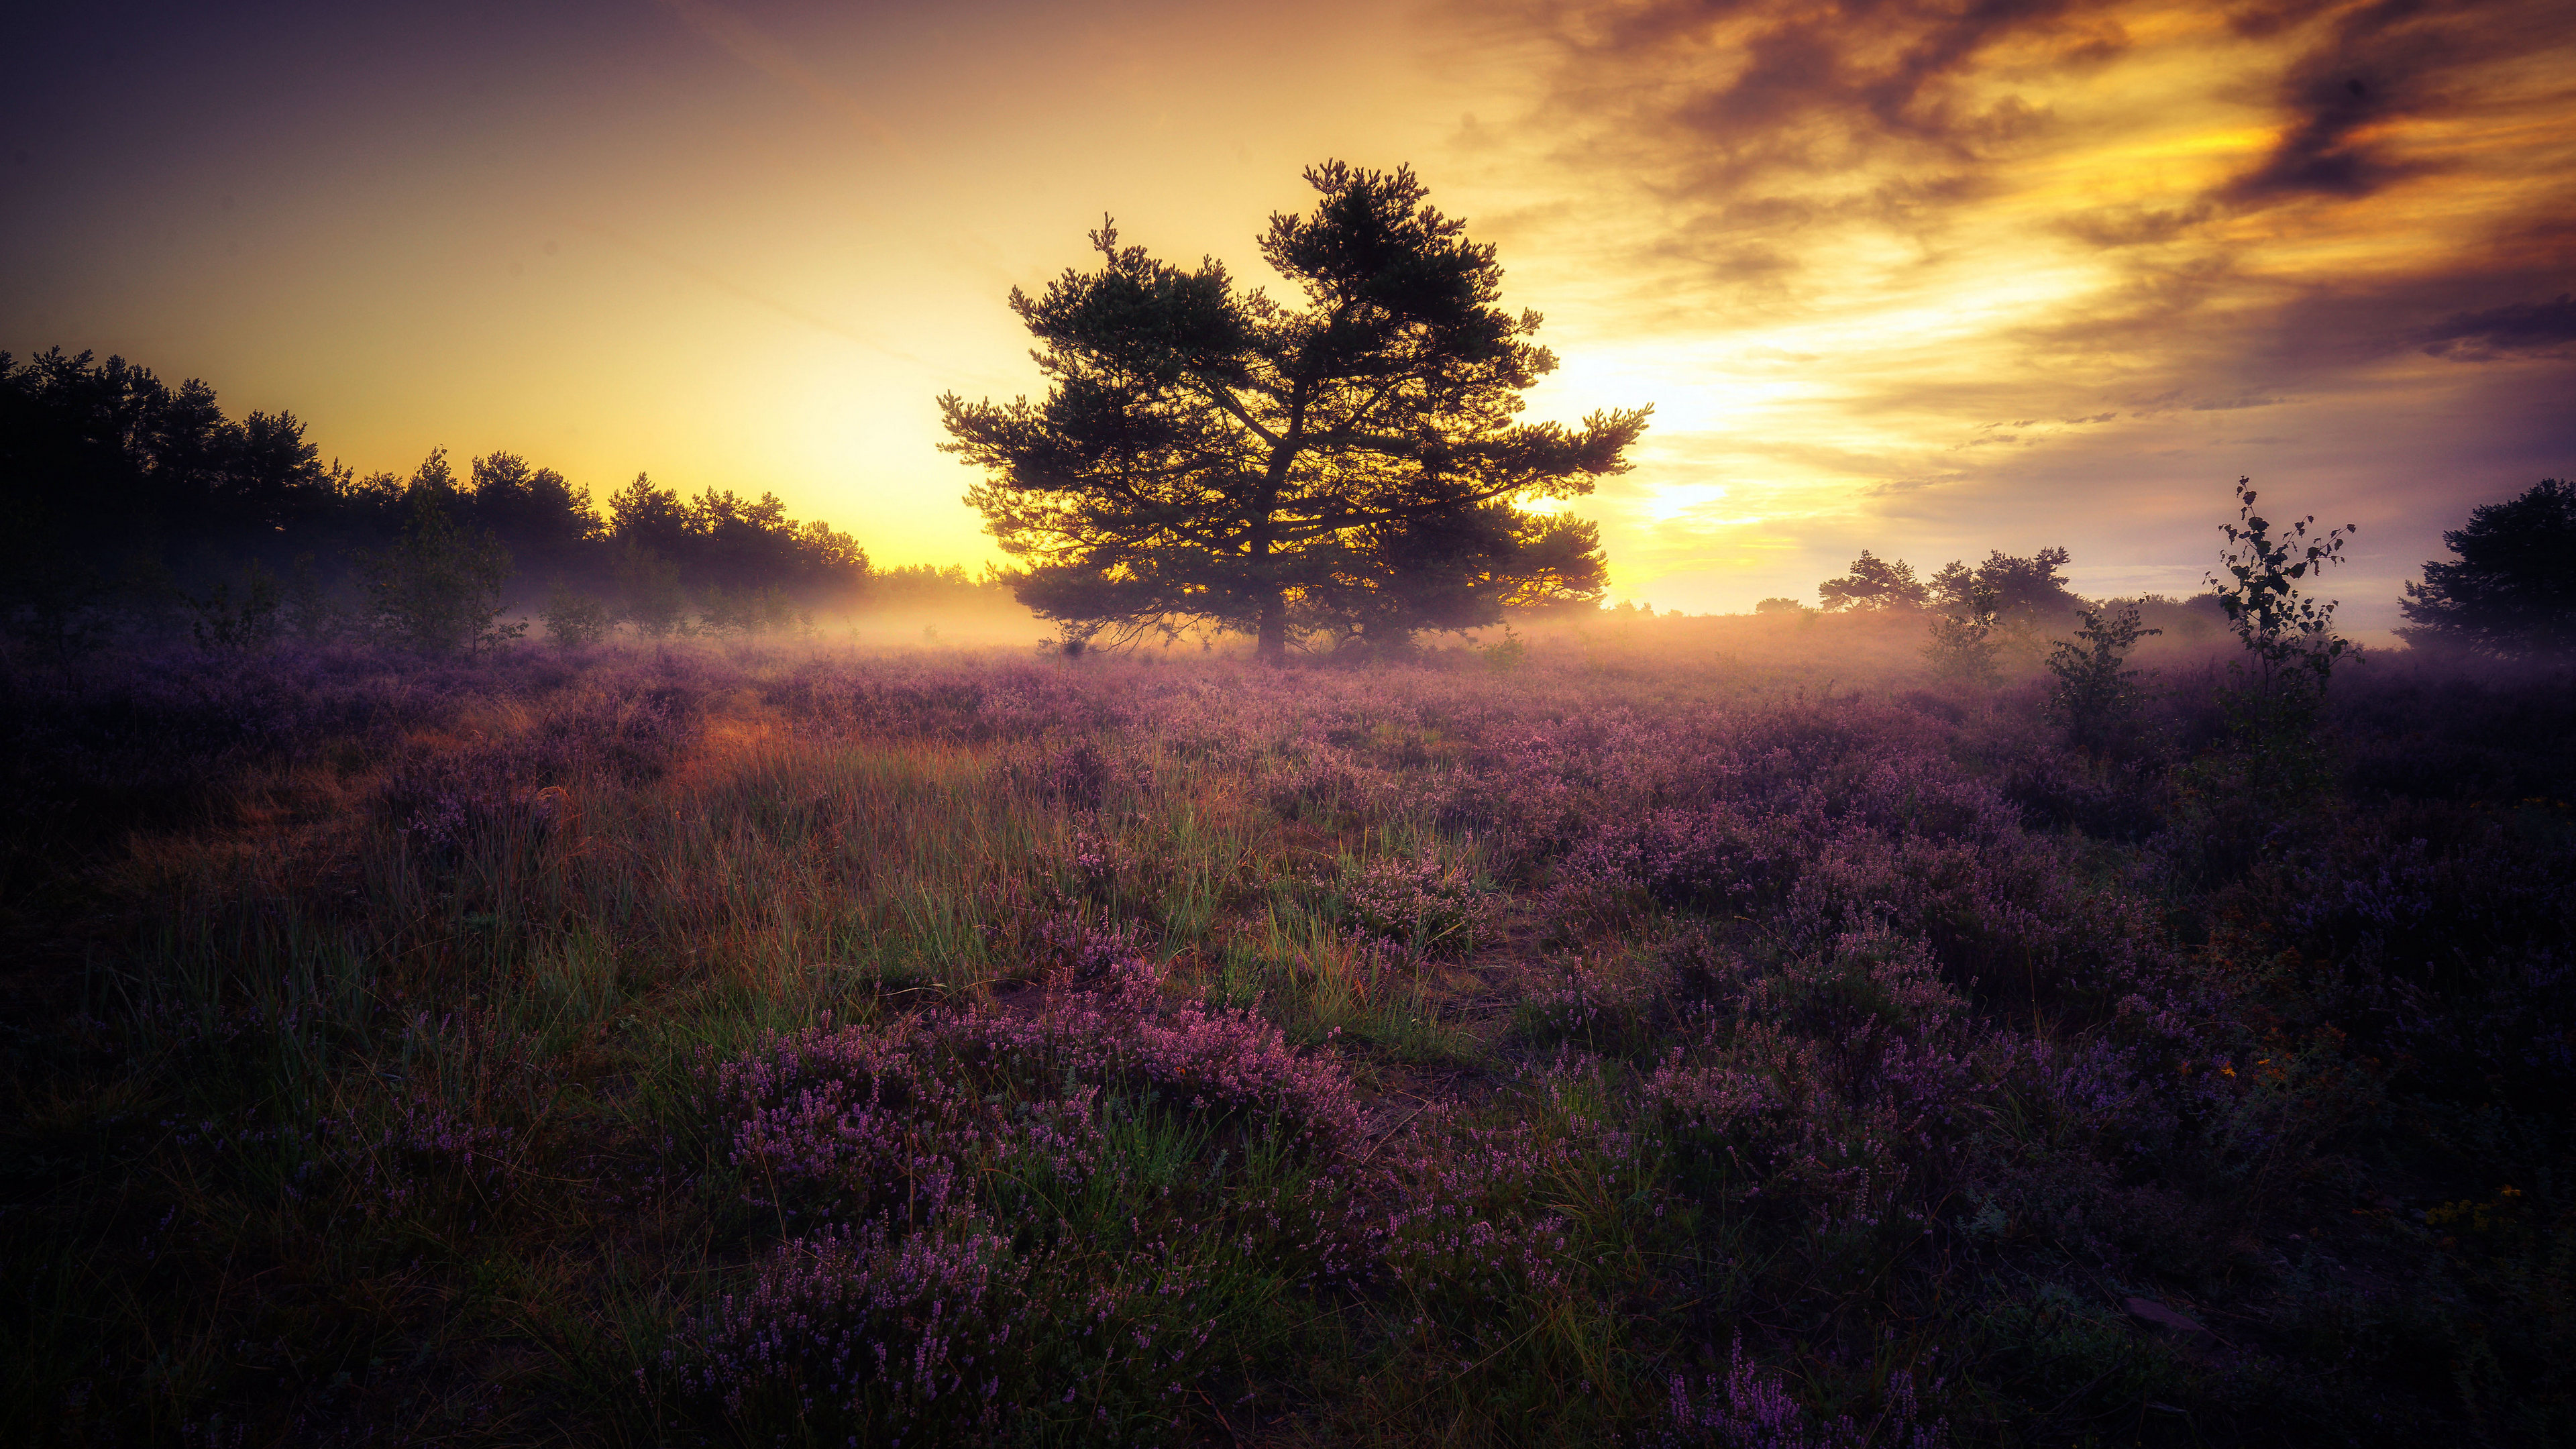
357,496,523,656
281,553,343,643
402,448,464,505
607,474,695,558
1754,597,1805,616
2398,478,2576,656
612,542,687,639
602,473,867,606
866,563,1014,612
541,581,611,647
342,468,407,516
217,410,339,529
940,162,1649,663
1931,547,2079,621
2,347,875,643
1818,549,1929,611
1924,578,2001,685
0,349,340,596
700,583,796,635
468,451,600,570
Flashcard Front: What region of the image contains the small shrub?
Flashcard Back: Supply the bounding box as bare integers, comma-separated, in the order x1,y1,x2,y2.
356,496,524,655
184,561,283,654
2043,602,2159,756
1339,853,1501,959
612,542,685,638
539,581,610,647
2208,475,2358,739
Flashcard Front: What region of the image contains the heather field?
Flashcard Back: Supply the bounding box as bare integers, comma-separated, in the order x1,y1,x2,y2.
5,621,2573,1447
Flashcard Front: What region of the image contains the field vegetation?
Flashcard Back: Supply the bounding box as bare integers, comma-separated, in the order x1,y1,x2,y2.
5,602,2571,1446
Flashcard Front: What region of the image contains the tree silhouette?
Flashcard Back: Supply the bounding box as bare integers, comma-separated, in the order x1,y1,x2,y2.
1930,547,2078,621
0,345,890,653
2207,477,2356,739
2398,478,2576,657
1818,549,1928,611
467,451,598,572
940,162,1648,662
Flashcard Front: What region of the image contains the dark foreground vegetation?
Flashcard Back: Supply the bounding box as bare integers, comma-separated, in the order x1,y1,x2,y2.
4,610,2571,1447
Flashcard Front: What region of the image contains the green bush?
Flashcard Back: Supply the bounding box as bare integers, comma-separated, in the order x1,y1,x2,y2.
357,498,523,656
539,581,610,647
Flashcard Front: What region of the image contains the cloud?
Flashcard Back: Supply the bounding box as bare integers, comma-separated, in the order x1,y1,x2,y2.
2420,293,2576,360
1435,0,2576,615
2216,0,2465,205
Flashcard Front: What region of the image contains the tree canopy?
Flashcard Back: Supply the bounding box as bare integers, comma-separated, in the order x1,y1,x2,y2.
1818,549,1929,611
1931,547,2080,621
2398,478,2576,656
940,162,1648,660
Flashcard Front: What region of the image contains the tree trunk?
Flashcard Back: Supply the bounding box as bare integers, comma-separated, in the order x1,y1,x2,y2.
1256,590,1288,663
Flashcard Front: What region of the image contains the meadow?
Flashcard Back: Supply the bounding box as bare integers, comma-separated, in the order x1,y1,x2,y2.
3,615,2571,1446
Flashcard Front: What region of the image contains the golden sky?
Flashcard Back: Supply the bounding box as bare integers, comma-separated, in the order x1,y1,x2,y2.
5,0,2571,627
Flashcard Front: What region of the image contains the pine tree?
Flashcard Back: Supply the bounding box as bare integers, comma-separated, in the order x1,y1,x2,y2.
2398,478,2576,656
940,162,1648,661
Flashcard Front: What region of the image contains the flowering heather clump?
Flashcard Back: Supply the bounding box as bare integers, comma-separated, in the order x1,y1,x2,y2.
941,961,1364,1146
372,674,704,848
1358,1093,1662,1312
710,1019,1103,1228
674,1218,1026,1432
1644,934,1982,1240
670,941,1364,1438
1518,951,1659,1057
1663,1337,1947,1448
1339,851,1503,959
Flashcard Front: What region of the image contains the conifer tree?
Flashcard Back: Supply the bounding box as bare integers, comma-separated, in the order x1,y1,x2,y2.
941,162,1648,661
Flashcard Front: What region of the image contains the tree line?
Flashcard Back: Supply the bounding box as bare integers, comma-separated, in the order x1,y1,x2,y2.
0,348,989,656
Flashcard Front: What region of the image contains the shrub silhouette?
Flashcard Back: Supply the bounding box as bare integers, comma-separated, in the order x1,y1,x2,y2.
2206,475,2356,739
184,561,284,654
1923,578,2000,686
2044,603,2159,756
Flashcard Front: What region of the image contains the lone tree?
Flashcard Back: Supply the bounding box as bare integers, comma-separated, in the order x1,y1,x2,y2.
940,162,1650,661
2398,478,2576,656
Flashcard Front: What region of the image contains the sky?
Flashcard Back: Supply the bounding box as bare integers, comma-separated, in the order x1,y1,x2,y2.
4,0,2571,629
